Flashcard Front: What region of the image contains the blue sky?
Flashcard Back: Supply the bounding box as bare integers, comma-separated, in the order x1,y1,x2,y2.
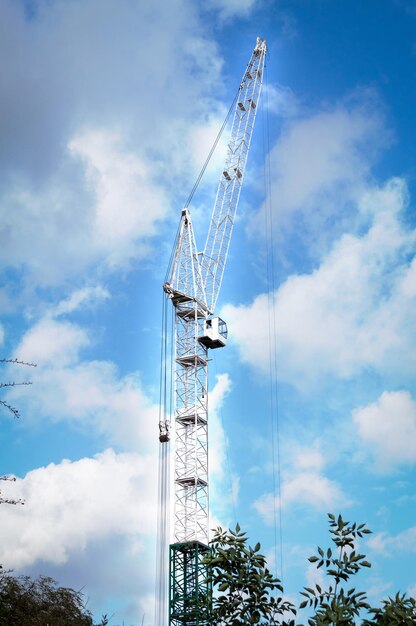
0,0,415,623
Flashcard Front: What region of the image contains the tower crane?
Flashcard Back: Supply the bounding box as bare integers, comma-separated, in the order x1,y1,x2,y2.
157,37,267,626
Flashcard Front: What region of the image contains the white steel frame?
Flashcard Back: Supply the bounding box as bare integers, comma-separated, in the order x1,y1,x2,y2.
202,38,267,314
164,38,267,546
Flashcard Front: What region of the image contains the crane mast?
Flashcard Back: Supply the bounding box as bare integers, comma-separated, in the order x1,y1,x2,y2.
160,37,267,626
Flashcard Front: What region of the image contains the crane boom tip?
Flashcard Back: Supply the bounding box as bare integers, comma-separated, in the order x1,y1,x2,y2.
255,36,267,53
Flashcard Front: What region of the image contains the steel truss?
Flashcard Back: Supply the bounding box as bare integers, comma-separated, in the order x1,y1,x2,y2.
161,37,267,626
173,295,209,544
202,38,267,313
169,542,211,626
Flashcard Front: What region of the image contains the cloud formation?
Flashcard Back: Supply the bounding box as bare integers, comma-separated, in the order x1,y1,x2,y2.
224,178,416,387
208,373,240,528
0,448,156,569
0,448,158,621
251,91,389,243
353,390,416,471
254,447,347,522
0,0,228,288
369,525,416,556
6,293,158,451
207,0,259,21
0,0,219,180
53,286,110,317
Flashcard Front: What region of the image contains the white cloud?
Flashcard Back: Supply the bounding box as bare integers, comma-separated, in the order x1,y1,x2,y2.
53,286,110,317
353,390,416,471
254,460,349,524
209,373,232,477
207,0,259,20
369,526,416,556
188,113,229,185
255,473,345,523
208,373,239,528
224,178,416,387
16,318,90,367
250,93,388,243
0,449,156,570
0,0,220,179
366,579,394,604
0,130,169,285
264,83,300,118
282,471,346,509
0,0,228,287
69,130,168,269
254,445,347,521
6,315,157,452
294,447,325,471
305,559,326,591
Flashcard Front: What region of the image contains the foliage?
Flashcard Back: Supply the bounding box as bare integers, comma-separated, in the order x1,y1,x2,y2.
206,515,416,626
300,513,372,625
363,593,416,625
203,523,296,625
0,574,108,626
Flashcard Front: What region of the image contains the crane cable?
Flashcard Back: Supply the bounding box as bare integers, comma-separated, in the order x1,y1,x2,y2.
164,89,238,286
184,90,238,209
262,59,284,582
155,294,173,626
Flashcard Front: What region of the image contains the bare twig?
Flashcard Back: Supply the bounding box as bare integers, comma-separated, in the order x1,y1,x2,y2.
0,358,36,418
0,496,24,505
0,358,37,367
0,381,33,388
0,399,20,418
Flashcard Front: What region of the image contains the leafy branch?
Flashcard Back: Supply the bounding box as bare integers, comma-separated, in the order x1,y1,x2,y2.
204,523,296,625
299,514,372,625
363,592,416,625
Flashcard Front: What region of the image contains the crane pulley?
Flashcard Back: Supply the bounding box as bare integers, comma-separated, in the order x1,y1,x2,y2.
157,37,267,626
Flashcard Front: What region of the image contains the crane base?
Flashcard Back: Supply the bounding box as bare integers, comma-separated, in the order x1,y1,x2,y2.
169,541,211,626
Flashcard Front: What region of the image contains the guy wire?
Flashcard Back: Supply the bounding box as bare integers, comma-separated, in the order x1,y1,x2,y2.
262,61,284,582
